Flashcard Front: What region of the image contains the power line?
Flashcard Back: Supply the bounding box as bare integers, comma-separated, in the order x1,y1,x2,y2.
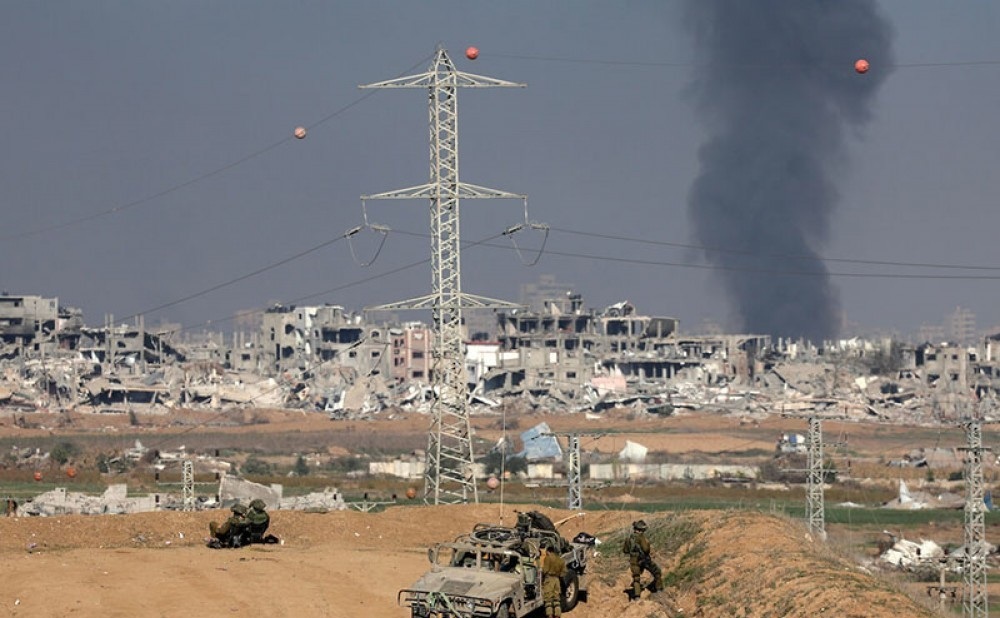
548,225,1000,272
136,231,507,338
0,54,434,243
490,52,1000,70
70,217,1000,348
396,227,1000,281
118,234,349,324
537,246,1000,280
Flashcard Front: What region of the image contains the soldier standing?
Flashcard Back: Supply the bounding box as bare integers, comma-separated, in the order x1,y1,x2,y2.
540,537,567,618
624,519,662,600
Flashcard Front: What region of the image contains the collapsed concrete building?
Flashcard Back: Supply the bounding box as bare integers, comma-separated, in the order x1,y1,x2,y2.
4,288,1000,423
471,292,769,413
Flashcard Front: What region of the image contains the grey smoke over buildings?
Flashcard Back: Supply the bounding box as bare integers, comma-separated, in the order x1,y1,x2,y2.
684,1,893,342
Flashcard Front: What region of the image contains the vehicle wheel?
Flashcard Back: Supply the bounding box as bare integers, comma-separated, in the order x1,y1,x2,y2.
561,569,580,612
493,602,510,618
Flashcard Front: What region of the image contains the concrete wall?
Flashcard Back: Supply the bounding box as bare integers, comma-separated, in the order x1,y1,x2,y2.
589,463,758,481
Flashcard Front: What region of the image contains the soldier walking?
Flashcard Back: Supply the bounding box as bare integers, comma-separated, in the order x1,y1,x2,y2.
624,519,662,600
540,537,567,617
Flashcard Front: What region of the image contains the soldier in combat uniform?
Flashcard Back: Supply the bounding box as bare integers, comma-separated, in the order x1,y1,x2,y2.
207,503,248,548
623,519,661,600
540,537,567,617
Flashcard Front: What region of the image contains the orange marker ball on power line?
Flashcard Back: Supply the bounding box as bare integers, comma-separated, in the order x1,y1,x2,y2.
465,46,479,60
33,471,42,482
855,58,870,74
66,467,77,479
293,126,307,139
405,487,417,499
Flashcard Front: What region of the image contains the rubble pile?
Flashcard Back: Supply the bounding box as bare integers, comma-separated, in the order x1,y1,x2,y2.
0,291,998,425
14,475,348,518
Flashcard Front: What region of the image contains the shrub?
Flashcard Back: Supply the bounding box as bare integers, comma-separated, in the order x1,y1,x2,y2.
50,441,80,465
242,455,273,476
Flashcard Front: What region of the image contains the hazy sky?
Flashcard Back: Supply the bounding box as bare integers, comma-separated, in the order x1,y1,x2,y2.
2,1,999,339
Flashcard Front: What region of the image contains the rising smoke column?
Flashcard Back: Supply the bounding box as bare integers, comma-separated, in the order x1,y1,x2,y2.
684,1,893,342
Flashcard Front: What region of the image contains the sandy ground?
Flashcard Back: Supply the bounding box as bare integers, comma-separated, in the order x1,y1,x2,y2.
0,408,988,617
0,503,939,618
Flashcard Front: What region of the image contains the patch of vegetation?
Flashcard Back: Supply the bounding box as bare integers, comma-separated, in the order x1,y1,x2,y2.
662,539,707,590
293,455,310,477
50,441,80,465
241,455,273,476
478,451,527,476
592,513,704,590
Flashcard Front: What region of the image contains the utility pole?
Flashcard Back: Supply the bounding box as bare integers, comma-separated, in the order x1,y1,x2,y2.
567,434,582,510
961,411,989,618
182,459,194,512
545,431,603,509
795,416,845,541
361,47,526,505
805,416,826,540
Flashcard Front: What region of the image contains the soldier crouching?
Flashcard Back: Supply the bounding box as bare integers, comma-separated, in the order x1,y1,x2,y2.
207,503,248,549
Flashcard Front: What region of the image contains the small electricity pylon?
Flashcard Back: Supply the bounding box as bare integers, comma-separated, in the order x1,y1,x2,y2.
361,47,527,505
797,416,845,541
544,432,603,509
182,459,194,512
960,397,991,618
805,417,826,540
567,434,582,510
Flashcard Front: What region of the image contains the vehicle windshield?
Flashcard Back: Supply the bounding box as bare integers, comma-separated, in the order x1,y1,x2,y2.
433,545,521,572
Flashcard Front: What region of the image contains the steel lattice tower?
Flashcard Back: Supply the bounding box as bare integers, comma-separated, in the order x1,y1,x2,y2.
182,460,194,512
567,435,582,510
361,47,525,505
961,417,989,617
806,417,826,540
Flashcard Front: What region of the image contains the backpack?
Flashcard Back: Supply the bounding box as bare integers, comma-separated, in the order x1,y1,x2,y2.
622,534,633,556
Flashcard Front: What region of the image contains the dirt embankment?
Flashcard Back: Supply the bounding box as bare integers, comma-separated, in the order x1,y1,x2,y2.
0,504,934,618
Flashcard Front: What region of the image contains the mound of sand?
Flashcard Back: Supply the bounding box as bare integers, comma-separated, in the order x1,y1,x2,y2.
0,505,932,618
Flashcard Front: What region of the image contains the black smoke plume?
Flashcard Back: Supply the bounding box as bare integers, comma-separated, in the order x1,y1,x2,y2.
684,1,893,342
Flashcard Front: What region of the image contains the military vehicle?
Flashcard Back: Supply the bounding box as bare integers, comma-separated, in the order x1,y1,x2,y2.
399,510,595,618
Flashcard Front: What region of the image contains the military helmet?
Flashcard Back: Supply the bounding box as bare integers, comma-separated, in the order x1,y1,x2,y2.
633,519,648,532
249,498,266,511
231,503,248,515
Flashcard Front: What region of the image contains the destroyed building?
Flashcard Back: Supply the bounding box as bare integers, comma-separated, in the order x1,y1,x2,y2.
0,294,84,359
8,284,1000,422
390,323,432,383
252,304,391,378
483,292,768,394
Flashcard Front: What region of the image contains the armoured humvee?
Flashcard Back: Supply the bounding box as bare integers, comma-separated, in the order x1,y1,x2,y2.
398,511,595,618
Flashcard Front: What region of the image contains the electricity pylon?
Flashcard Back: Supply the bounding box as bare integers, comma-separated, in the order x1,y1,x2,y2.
805,417,826,540
361,47,526,505
567,434,582,510
544,431,603,509
182,459,194,512
799,416,845,541
960,401,990,618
